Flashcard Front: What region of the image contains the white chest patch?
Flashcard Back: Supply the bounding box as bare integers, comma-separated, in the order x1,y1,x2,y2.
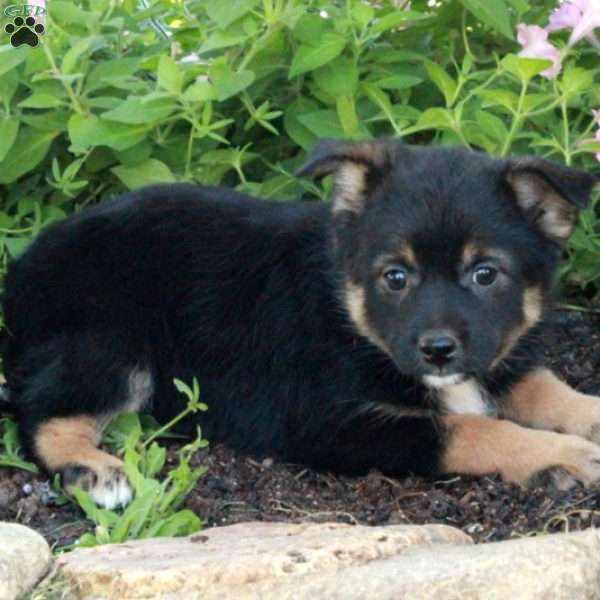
426,377,490,416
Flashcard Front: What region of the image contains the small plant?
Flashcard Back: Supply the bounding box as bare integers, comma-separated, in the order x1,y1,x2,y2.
0,416,38,472
71,377,208,547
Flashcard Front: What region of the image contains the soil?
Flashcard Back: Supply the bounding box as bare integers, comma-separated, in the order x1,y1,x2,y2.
2,309,600,549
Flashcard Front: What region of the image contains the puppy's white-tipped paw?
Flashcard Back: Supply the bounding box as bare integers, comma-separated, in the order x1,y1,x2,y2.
63,464,134,509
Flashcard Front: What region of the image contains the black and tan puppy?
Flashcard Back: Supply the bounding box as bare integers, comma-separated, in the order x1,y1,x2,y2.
3,139,600,508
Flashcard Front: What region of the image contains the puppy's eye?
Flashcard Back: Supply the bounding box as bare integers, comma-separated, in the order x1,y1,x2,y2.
472,265,498,286
383,268,408,291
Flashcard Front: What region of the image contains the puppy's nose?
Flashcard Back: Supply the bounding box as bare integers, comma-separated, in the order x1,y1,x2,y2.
418,331,458,367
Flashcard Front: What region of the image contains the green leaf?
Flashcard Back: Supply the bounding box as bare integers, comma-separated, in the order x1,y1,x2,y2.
18,93,64,109
63,37,105,74
0,69,20,104
144,442,167,478
288,34,347,79
412,107,454,131
157,56,183,95
0,127,57,184
293,14,327,45
298,110,370,139
313,57,358,98
101,97,177,124
68,114,148,152
0,117,19,162
476,89,518,112
4,238,30,258
206,0,256,28
147,510,202,538
0,45,28,77
283,97,319,150
210,63,255,101
183,81,217,102
475,110,509,143
85,58,142,93
560,66,594,97
198,30,248,55
459,0,513,39
48,1,96,26
373,75,422,90
337,96,358,137
425,61,457,106
369,10,428,35
353,3,374,28
112,158,176,190
501,54,552,82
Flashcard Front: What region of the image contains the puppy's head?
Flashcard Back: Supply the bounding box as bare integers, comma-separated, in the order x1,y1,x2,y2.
298,139,597,389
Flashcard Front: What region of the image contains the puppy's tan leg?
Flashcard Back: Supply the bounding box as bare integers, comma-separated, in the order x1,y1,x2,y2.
442,414,600,488
34,416,133,509
503,368,600,443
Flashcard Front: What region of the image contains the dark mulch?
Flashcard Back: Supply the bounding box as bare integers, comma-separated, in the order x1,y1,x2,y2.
2,310,600,549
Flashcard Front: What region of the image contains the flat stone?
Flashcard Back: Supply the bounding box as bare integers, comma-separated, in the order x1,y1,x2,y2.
271,528,600,600
57,521,600,600
56,521,470,599
0,522,52,600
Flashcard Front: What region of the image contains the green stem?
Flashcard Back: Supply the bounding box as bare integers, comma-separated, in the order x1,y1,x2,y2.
142,407,194,449
501,79,528,156
461,9,473,59
184,122,195,179
42,43,84,115
560,96,572,165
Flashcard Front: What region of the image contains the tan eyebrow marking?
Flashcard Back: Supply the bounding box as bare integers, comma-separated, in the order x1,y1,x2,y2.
373,243,417,272
461,243,512,269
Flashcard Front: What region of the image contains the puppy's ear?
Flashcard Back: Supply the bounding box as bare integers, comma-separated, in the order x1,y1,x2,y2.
296,139,399,215
506,158,597,242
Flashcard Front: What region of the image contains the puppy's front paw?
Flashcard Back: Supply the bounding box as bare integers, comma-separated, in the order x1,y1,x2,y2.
527,434,600,490
62,463,133,509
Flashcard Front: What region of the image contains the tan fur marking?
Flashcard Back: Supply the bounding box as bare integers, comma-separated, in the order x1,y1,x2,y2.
461,242,481,266
397,243,416,268
373,246,417,271
333,163,368,215
35,416,121,473
504,368,600,443
344,280,390,353
442,414,600,487
509,172,578,241
492,286,542,368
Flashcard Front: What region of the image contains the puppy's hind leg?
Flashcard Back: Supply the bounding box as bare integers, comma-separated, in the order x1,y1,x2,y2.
34,416,133,509
11,331,153,509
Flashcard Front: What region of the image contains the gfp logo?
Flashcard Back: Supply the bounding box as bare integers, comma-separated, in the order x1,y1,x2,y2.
4,4,46,18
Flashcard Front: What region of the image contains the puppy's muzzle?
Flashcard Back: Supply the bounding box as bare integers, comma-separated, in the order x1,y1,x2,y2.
418,330,459,368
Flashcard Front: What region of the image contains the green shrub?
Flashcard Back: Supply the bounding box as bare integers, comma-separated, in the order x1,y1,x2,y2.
0,0,598,304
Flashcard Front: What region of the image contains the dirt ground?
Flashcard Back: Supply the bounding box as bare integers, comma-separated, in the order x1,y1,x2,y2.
2,309,600,549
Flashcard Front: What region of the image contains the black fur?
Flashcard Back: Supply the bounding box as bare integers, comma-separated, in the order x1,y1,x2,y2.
2,140,596,482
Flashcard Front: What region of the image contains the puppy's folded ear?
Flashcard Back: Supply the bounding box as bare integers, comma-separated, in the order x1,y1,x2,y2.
506,158,598,242
296,138,399,215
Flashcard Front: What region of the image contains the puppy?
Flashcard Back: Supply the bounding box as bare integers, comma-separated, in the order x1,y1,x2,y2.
3,139,599,509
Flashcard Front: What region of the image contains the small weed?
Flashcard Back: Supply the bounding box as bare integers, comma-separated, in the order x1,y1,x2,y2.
71,377,208,548
0,377,209,548
0,416,38,473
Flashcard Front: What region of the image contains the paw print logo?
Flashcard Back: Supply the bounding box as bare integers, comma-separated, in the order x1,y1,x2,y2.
4,16,44,48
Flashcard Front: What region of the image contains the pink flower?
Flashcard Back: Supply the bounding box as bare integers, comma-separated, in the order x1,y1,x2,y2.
546,0,600,47
569,0,600,46
516,24,562,78
547,2,582,31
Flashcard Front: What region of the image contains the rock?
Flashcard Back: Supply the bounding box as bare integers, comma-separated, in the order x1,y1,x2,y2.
57,521,469,599
0,522,52,600
276,528,600,600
